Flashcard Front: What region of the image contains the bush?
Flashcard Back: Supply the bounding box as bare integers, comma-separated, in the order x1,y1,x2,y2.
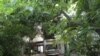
0,45,3,56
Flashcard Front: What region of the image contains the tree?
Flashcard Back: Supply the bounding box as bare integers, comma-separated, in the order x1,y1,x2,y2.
0,0,100,56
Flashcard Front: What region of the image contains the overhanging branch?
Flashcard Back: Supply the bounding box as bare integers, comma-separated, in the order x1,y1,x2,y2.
61,10,71,21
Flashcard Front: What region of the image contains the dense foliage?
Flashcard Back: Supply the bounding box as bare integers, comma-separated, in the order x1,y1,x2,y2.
0,0,100,56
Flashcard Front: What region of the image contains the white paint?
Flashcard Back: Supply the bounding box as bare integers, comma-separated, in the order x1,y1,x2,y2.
33,34,44,42
38,46,43,53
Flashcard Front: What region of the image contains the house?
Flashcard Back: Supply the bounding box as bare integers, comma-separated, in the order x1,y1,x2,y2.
22,23,65,56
